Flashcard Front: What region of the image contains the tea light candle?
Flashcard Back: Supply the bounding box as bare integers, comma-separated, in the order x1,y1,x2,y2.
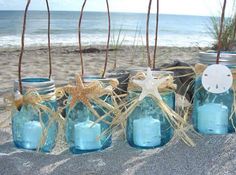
197,103,229,134
133,117,161,147
74,120,102,150
22,121,42,149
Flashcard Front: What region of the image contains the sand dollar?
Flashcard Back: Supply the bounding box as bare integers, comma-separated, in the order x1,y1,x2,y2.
202,64,233,94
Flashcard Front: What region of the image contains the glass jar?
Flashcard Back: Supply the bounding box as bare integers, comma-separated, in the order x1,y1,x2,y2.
12,78,58,152
192,76,235,134
65,76,113,154
126,90,175,149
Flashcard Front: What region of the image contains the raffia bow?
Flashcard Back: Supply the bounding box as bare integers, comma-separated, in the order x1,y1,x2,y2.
2,89,65,151
120,71,196,146
61,74,119,126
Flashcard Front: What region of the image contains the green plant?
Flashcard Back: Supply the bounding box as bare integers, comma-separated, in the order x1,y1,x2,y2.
208,1,236,51
209,15,235,51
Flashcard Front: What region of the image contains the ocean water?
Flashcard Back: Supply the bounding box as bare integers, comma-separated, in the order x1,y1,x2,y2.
0,11,214,48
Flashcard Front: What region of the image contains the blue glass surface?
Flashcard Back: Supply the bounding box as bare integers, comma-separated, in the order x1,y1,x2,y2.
126,91,175,149
12,78,58,152
65,95,113,154
192,76,235,134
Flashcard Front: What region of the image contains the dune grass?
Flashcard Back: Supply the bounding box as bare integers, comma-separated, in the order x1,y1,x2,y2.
208,1,236,51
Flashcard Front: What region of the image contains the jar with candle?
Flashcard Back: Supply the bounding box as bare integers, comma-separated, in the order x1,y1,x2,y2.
127,91,174,148
11,0,58,152
192,64,236,134
65,76,114,154
126,70,175,149
12,78,58,152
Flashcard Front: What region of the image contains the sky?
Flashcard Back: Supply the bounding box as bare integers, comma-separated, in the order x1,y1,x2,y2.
0,0,235,16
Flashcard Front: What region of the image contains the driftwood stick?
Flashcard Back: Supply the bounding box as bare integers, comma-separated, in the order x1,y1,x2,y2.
153,0,159,69
78,0,87,76
18,0,31,94
46,0,52,79
102,0,111,78
216,0,227,64
146,0,152,68
18,0,52,93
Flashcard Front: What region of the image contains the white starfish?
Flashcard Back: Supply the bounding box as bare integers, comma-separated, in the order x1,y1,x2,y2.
132,67,169,101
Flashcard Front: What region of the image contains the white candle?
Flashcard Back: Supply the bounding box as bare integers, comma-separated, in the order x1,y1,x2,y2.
22,121,42,149
197,103,229,134
133,117,161,147
74,120,102,150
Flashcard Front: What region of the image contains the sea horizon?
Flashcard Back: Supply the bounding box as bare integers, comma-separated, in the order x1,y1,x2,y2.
0,10,215,48
0,10,216,17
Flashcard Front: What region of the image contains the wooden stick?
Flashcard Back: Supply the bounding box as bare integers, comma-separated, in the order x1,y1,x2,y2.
18,0,31,94
78,0,87,76
46,0,52,79
146,0,152,68
153,0,159,69
216,0,227,64
18,0,52,93
102,0,111,78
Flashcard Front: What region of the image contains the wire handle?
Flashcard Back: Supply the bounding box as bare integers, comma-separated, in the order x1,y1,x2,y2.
18,0,52,94
78,0,111,78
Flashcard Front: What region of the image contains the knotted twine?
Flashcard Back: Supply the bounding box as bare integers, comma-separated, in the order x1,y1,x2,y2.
3,89,65,151
57,74,120,141
162,63,236,132
117,71,196,146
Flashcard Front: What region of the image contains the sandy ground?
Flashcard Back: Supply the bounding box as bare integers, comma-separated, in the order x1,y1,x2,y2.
1,45,236,175
0,45,200,90
1,123,236,175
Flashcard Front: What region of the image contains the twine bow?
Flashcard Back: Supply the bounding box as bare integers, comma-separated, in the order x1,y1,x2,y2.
122,71,195,146
2,89,65,151
63,74,119,125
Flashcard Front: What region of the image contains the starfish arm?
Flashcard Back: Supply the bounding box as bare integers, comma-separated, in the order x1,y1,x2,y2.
64,86,75,94
133,79,145,87
75,74,84,89
152,89,162,100
81,98,93,108
69,97,77,109
84,81,103,94
146,67,153,78
138,90,149,101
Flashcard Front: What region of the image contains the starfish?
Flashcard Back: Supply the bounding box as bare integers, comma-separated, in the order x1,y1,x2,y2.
132,67,169,101
64,74,97,109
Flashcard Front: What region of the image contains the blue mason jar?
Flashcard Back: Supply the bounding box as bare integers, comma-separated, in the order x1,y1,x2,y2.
65,76,113,154
12,78,58,152
192,76,235,134
127,90,175,149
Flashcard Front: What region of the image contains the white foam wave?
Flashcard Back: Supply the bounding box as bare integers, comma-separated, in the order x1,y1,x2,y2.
0,33,214,48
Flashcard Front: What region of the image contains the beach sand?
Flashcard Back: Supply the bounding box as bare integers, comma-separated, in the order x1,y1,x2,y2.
1,45,235,175
0,45,200,90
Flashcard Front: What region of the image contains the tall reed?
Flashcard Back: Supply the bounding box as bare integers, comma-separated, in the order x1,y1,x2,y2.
111,26,126,69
